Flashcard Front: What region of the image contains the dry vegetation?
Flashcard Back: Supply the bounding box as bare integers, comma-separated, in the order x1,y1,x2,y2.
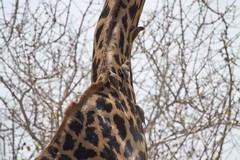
0,0,239,159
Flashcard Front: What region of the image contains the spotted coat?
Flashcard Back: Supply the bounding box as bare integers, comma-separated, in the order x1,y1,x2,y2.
35,0,147,159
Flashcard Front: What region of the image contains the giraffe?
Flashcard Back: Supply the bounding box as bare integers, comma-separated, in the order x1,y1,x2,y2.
35,0,147,159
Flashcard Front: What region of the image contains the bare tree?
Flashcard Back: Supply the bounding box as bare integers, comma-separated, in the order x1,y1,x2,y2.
0,0,100,159
0,0,240,159
134,0,240,159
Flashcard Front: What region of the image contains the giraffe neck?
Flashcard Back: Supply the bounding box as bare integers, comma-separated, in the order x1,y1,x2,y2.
92,0,145,102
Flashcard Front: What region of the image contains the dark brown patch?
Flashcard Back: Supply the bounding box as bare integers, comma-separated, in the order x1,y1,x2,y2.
86,111,95,125
122,14,128,31
100,4,110,19
119,30,125,53
129,118,143,142
59,154,71,160
63,131,76,150
96,98,113,113
124,140,133,157
85,127,99,146
100,145,117,159
113,114,126,140
129,2,138,19
48,146,58,158
68,119,83,136
96,24,104,44
74,143,97,159
137,151,147,160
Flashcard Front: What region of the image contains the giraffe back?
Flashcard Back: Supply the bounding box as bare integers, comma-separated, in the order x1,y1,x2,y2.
36,84,147,160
